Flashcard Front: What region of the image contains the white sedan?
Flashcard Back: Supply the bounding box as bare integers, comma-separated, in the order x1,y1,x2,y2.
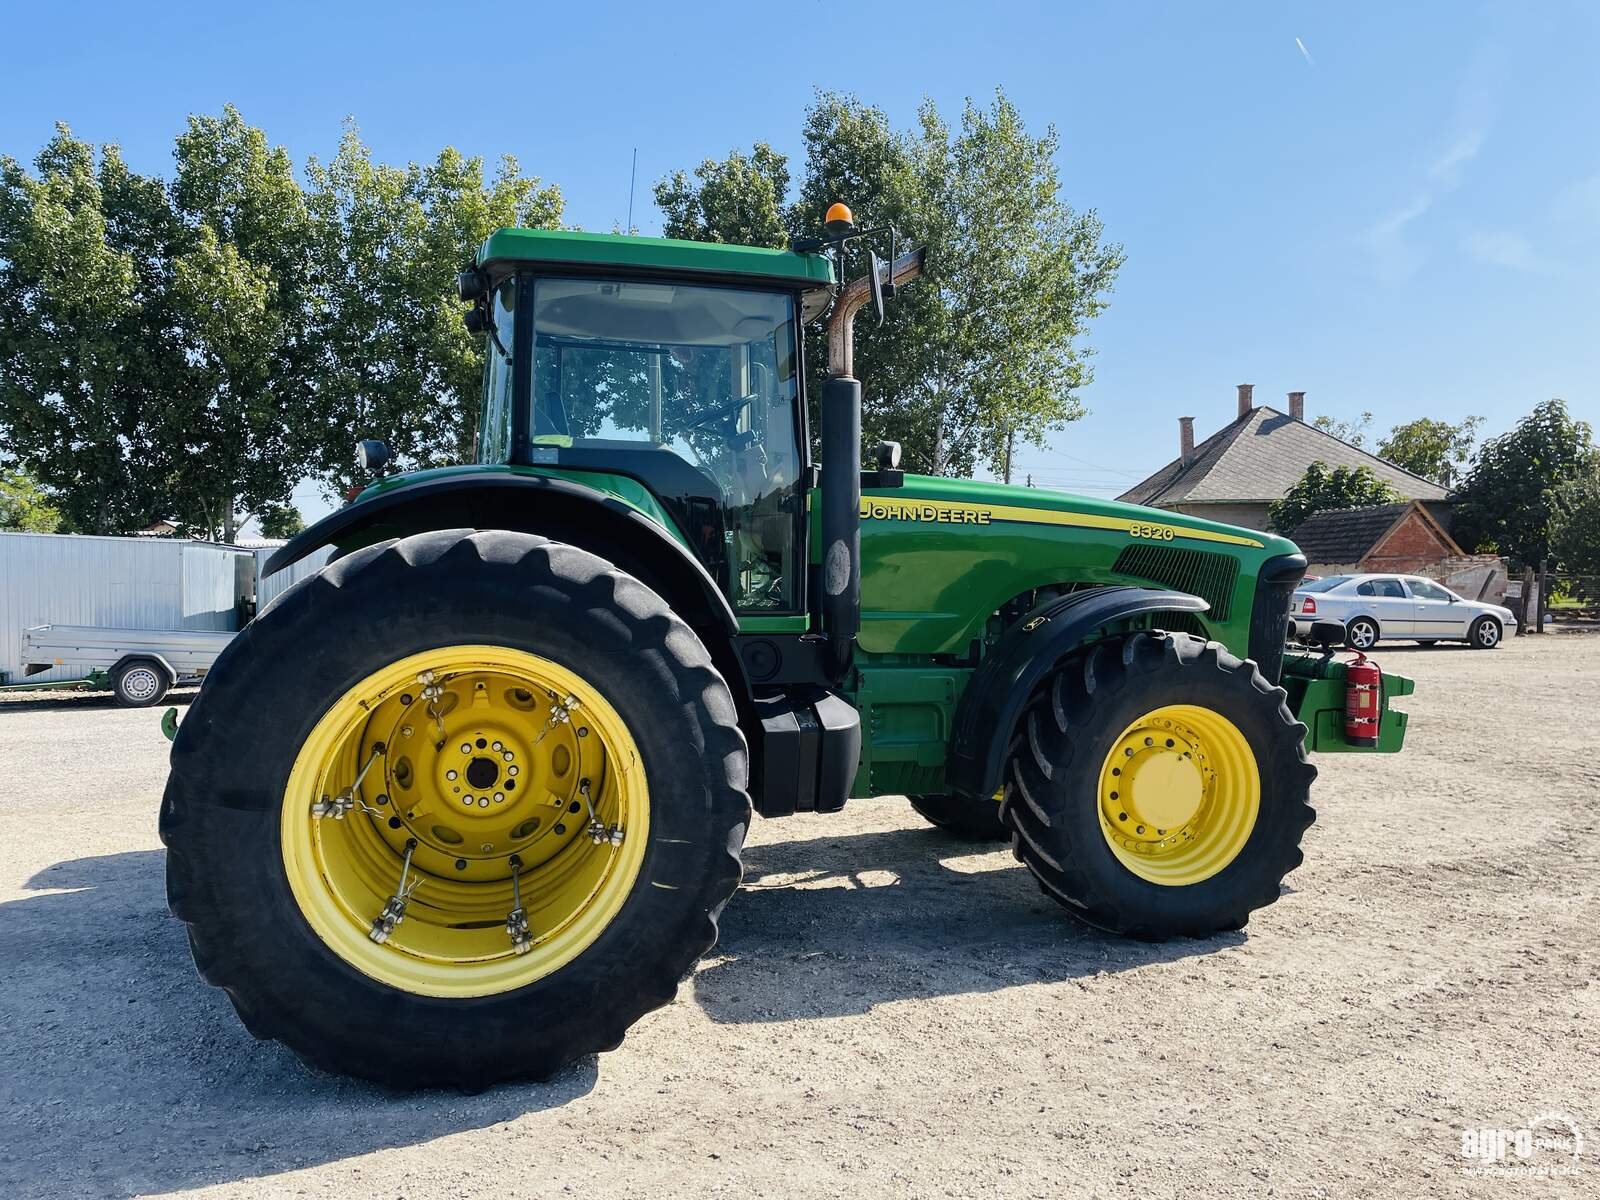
1289,573,1517,650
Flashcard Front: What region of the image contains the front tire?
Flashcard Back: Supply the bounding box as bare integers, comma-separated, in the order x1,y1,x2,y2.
161,529,750,1089
1468,616,1502,649
910,792,1008,841
1004,632,1316,939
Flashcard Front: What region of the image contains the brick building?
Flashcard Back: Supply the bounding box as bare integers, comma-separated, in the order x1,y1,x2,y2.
1289,500,1508,602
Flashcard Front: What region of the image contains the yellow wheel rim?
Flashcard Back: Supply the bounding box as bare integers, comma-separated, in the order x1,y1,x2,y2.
281,645,649,998
1097,704,1259,886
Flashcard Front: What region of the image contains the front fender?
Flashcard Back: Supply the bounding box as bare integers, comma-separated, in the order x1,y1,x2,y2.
945,586,1210,800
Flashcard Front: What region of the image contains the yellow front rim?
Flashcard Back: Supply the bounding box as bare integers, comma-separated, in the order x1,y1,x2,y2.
281,645,649,998
1097,704,1259,886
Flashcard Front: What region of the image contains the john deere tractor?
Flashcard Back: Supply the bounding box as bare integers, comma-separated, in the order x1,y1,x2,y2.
161,208,1411,1088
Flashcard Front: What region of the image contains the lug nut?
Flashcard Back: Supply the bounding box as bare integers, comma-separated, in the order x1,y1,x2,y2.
446,770,458,781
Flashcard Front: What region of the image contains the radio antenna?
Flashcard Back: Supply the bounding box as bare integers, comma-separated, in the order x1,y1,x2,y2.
626,147,638,235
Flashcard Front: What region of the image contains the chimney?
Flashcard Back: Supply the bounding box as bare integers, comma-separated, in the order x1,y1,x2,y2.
1287,391,1305,421
1179,416,1196,465
1237,383,1254,417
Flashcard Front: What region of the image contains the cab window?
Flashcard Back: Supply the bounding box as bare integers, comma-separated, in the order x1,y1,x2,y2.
528,278,804,611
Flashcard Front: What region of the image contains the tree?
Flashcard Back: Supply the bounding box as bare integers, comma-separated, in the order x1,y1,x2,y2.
302,125,563,495
656,89,1125,476
0,467,61,531
0,114,316,541
1376,415,1482,488
1549,461,1600,578
1268,461,1402,535
1453,400,1597,568
256,501,305,540
1312,411,1373,448
655,144,788,248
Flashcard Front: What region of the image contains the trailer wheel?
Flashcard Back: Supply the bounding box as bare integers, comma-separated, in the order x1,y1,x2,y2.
113,659,169,707
1004,631,1316,939
161,529,750,1089
909,792,1008,841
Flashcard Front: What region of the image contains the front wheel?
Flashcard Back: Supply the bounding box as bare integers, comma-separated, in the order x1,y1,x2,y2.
1004,632,1316,939
161,530,750,1088
1468,616,1502,649
1345,617,1379,650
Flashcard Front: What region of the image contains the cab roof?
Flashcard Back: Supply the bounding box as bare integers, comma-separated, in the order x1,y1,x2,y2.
477,228,836,292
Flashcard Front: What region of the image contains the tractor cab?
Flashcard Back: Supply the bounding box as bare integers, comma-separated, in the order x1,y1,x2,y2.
463,229,836,616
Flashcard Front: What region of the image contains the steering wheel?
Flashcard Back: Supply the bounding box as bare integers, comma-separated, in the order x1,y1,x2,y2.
683,395,750,432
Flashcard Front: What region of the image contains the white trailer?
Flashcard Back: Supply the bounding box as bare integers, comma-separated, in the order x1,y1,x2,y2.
19,623,236,706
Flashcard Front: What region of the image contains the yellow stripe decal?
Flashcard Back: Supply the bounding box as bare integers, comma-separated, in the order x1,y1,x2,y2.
859,497,1264,549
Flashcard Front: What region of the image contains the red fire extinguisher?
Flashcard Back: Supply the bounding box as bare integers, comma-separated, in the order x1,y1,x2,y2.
1344,651,1381,747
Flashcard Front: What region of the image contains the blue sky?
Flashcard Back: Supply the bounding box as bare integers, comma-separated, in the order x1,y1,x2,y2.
3,0,1596,518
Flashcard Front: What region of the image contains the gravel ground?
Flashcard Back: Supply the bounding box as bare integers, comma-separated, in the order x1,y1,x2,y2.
2,635,1597,1199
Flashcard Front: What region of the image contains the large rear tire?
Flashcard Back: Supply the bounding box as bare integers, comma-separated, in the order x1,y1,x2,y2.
1004,631,1315,939
161,529,750,1089
909,792,1008,841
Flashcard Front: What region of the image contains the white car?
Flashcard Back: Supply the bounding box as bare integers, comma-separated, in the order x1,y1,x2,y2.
1289,573,1517,650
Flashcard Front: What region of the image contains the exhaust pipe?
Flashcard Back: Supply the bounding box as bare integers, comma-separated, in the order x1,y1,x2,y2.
820,247,926,679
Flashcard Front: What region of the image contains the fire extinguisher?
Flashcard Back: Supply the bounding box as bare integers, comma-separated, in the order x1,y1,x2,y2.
1344,651,1381,747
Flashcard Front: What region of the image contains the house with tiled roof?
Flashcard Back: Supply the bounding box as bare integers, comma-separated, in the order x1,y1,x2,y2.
1116,385,1453,533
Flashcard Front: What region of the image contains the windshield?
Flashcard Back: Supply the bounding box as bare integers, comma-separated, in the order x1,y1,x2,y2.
528,278,803,611
1299,575,1353,593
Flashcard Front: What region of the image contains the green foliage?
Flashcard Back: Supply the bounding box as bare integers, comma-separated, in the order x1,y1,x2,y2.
1376,415,1482,487
655,144,789,249
657,89,1125,476
0,111,563,536
1549,461,1600,577
303,124,563,493
0,468,62,531
1454,399,1597,568
256,501,305,540
1311,411,1373,448
1268,461,1403,535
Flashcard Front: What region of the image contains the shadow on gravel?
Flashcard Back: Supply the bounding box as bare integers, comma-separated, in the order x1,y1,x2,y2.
0,690,197,714
0,850,596,1199
694,824,1243,1024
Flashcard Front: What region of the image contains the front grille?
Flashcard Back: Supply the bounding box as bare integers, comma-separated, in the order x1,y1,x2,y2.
1248,554,1308,682
1112,544,1240,621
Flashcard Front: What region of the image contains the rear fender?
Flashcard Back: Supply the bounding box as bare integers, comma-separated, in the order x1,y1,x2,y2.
945,586,1209,800
264,473,738,638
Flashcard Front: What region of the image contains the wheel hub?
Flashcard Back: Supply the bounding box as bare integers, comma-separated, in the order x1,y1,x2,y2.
281,646,649,998
1097,705,1260,886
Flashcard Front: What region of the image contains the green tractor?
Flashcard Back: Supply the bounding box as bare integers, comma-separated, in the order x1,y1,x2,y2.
161,208,1411,1088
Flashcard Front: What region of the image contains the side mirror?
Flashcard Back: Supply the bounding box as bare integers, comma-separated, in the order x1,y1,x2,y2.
867,250,886,327
356,438,392,474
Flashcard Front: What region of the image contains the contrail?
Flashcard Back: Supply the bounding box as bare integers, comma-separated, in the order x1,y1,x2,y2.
1295,36,1314,65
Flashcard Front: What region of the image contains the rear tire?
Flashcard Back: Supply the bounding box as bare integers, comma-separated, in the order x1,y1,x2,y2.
910,792,1007,841
1345,617,1379,650
161,529,750,1089
1004,632,1316,939
113,659,168,707
1468,616,1502,649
